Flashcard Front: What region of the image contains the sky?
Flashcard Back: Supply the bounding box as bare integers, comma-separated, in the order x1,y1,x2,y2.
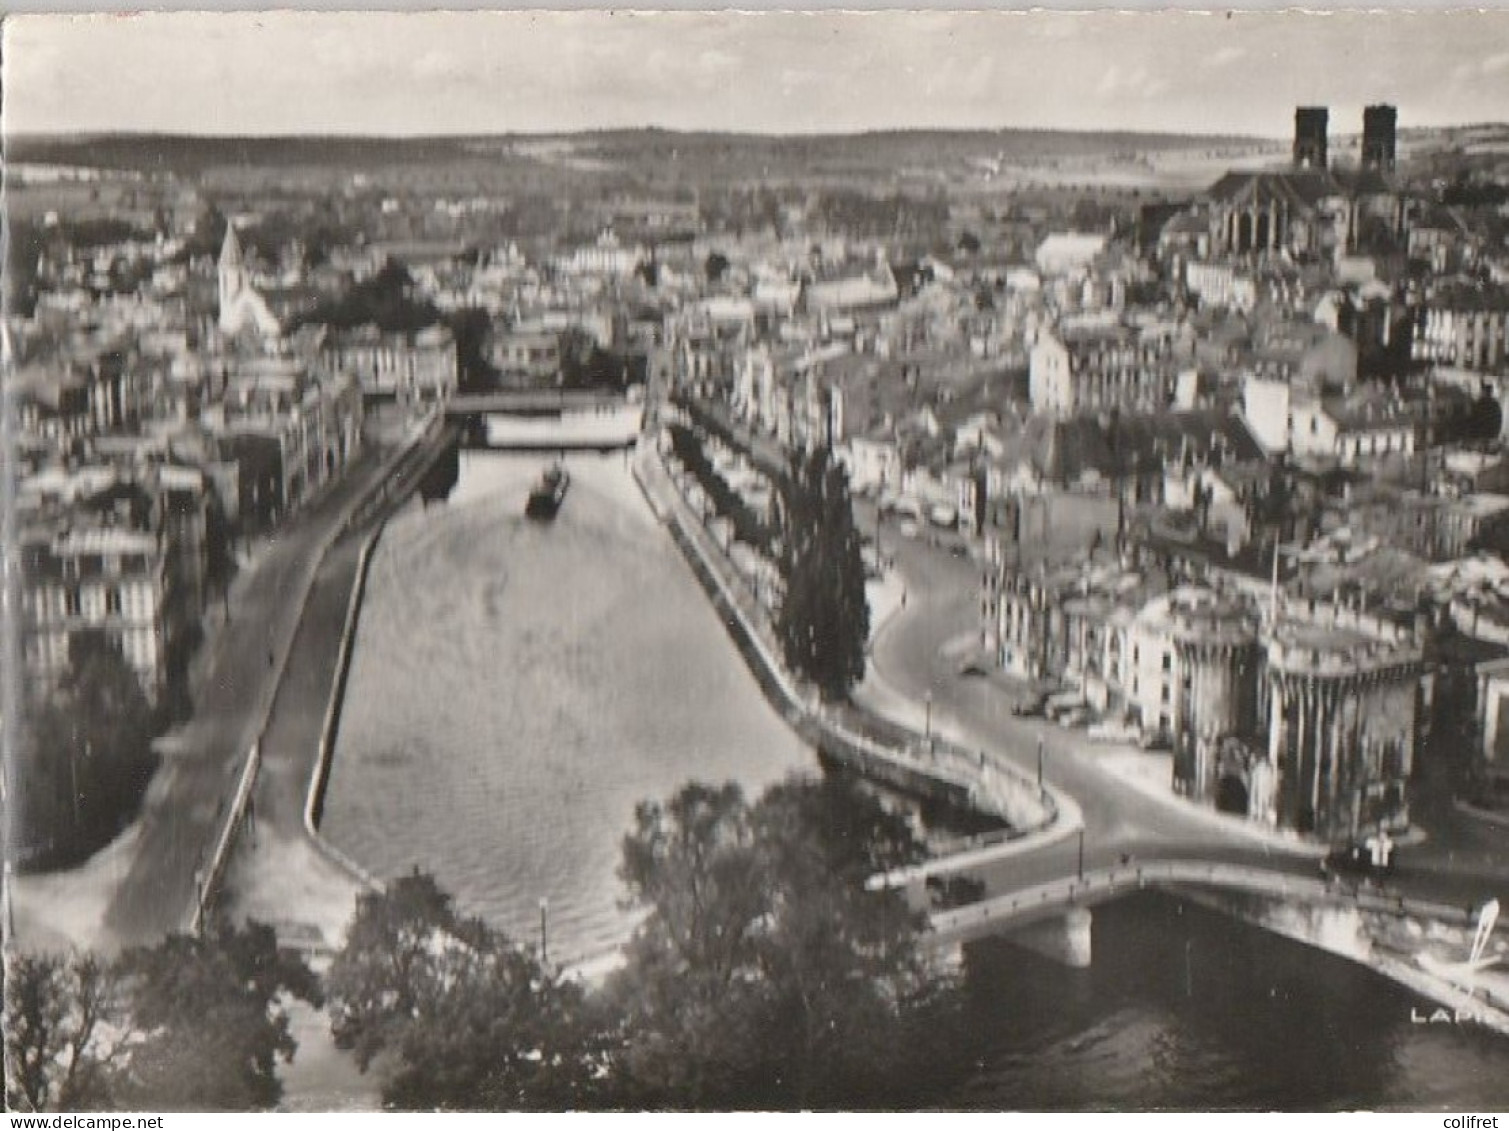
7,9,1509,138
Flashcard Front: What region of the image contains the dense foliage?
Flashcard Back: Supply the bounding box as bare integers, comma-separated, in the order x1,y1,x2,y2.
668,423,779,554
605,777,951,1109
775,446,871,702
293,260,441,335
324,871,609,1110
16,632,160,870
10,776,958,1112
4,923,319,1112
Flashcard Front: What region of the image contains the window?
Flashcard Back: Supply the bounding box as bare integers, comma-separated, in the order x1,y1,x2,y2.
64,588,81,617
105,587,122,616
1162,652,1172,672
1161,684,1171,703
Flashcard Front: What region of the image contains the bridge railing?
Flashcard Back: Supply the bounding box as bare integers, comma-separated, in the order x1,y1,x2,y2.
927,858,1482,944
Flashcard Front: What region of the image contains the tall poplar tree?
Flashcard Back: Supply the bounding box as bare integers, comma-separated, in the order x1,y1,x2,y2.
775,445,870,702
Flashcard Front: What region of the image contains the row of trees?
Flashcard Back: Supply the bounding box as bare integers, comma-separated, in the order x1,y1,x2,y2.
670,418,873,704
668,423,779,553
9,777,966,1112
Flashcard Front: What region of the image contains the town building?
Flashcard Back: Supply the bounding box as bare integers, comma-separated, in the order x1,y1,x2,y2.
322,323,457,407
1414,285,1509,371
1029,324,1186,416
1242,373,1418,466
14,463,213,707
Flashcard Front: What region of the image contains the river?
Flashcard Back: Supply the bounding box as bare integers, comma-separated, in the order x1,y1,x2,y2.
321,447,1509,1107
321,450,812,964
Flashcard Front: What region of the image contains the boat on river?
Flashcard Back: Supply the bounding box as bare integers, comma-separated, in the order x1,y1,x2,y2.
525,461,570,518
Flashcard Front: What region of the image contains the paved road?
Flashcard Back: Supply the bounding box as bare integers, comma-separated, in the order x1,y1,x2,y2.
102,447,401,947
864,515,1507,912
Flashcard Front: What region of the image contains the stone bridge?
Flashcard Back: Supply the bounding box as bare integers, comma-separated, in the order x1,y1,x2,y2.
924,858,1480,978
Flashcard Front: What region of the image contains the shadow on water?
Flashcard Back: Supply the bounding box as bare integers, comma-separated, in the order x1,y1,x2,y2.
947,892,1509,1111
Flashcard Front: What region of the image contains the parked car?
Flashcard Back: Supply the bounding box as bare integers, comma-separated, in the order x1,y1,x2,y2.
1011,694,1048,718
899,519,921,540
1087,719,1141,743
957,658,991,678
1137,729,1170,751
1044,694,1086,721
1058,706,1091,729
926,874,987,909
1322,835,1397,881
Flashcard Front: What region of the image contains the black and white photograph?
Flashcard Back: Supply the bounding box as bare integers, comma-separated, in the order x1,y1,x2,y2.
3,8,1509,1114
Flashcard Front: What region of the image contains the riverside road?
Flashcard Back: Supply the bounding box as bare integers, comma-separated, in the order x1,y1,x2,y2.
98,436,418,947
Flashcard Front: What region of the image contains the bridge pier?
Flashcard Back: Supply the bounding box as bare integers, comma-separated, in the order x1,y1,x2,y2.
1007,906,1093,969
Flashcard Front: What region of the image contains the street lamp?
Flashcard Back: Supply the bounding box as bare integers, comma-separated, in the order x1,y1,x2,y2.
1077,828,1085,881
1037,737,1045,789
924,690,934,744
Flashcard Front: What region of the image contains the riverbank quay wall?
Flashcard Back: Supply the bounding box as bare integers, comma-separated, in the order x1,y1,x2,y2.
632,445,1054,834
190,414,455,933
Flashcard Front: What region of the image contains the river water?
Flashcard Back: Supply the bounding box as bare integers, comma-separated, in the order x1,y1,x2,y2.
321,450,812,963
322,448,1509,1108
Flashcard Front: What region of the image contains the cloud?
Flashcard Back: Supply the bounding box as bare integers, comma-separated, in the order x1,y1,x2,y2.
1480,51,1509,76
1097,64,1170,102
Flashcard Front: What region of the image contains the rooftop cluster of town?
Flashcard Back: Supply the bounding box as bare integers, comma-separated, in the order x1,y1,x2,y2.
11,105,1509,839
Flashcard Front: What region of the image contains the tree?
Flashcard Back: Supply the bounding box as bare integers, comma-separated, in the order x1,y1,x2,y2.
5,953,124,1111
112,922,322,1111
704,251,731,284
15,632,159,867
609,783,766,1106
325,871,607,1110
775,446,870,702
608,777,951,1109
745,778,942,1107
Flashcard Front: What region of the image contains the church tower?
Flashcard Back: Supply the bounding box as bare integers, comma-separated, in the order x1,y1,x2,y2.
218,223,247,331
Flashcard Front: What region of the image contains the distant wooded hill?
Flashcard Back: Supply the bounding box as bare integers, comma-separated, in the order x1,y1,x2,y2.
9,127,1267,176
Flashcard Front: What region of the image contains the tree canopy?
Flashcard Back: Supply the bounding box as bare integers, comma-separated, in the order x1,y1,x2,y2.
16,632,160,869
112,922,322,1111
5,922,320,1113
324,870,608,1110
606,776,949,1109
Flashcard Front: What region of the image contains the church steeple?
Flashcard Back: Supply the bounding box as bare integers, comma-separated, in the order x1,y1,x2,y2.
218,222,246,328
219,221,243,271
